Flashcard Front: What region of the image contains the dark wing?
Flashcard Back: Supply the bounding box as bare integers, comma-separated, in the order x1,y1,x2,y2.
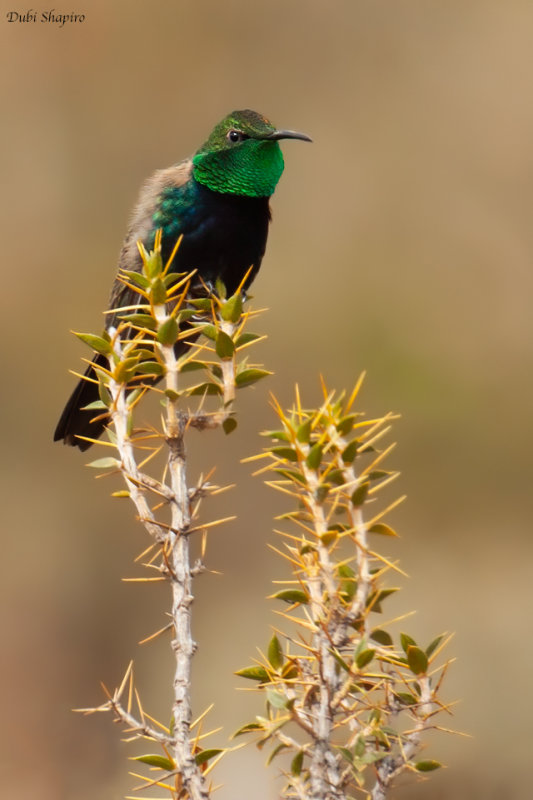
106,158,193,328
54,159,194,449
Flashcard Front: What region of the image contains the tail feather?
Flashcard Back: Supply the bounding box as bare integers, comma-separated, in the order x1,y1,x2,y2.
53,354,109,451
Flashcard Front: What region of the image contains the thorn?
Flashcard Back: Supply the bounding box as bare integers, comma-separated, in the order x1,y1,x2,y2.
116,661,134,700
236,264,254,295
163,233,184,274
346,372,366,412
139,623,173,646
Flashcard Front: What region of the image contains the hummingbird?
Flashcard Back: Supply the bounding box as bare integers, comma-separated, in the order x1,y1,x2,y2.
54,109,311,450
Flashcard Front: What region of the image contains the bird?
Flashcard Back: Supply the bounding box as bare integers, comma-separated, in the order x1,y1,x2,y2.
54,109,311,451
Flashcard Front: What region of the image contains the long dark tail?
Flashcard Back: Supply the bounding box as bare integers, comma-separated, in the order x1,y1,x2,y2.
54,354,109,451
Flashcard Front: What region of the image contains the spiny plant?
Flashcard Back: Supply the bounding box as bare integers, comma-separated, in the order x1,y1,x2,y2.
234,381,454,800
73,231,269,800
65,232,454,800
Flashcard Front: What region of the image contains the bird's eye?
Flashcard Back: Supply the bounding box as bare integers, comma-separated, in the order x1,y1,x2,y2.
227,129,246,143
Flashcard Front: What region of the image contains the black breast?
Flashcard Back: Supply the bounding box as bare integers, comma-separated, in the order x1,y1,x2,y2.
163,182,271,297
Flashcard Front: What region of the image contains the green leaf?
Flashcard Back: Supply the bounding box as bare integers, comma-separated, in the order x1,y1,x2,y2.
368,469,392,481
327,468,345,486
367,587,398,612
127,347,156,361
215,330,235,359
337,563,357,601
338,746,354,764
400,633,417,654
74,332,112,355
291,750,304,776
120,269,151,289
314,483,330,503
351,482,369,507
232,721,264,737
156,316,179,345
370,629,393,647
180,359,207,372
235,332,260,348
415,760,442,772
223,417,237,435
86,457,119,469
426,634,445,658
175,308,198,324
81,400,108,411
272,468,307,486
132,754,174,770
355,648,375,669
98,381,112,407
266,689,288,709
164,388,180,401
235,665,270,682
320,529,338,546
369,522,398,537
144,249,163,278
220,292,243,323
266,742,288,765
115,355,141,383
235,368,271,387
215,277,227,299
189,297,213,311
336,413,358,436
195,748,223,766
187,382,223,396
271,446,298,462
136,360,165,376
407,645,428,675
330,649,351,672
395,692,417,706
357,751,388,767
163,270,186,289
268,635,284,671
306,443,323,470
262,429,289,441
119,312,156,330
296,419,312,443
354,736,366,758
150,277,167,304
272,589,309,605
338,563,355,579
197,323,217,340
342,440,358,463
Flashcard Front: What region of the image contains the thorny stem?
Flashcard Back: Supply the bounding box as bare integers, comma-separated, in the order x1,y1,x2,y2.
76,244,270,800
280,413,376,800
107,696,174,748
331,423,371,642
109,327,167,544
153,302,209,800
300,460,343,800
371,675,433,799
255,393,443,800
108,302,240,800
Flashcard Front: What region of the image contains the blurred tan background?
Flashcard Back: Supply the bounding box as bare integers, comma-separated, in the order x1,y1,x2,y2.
1,1,532,797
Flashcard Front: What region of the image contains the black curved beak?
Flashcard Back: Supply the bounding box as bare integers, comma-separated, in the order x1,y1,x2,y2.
262,129,312,143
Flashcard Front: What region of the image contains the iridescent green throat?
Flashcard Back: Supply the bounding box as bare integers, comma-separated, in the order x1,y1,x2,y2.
192,139,285,198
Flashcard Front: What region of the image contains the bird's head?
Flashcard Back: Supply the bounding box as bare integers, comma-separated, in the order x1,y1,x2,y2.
192,109,311,198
